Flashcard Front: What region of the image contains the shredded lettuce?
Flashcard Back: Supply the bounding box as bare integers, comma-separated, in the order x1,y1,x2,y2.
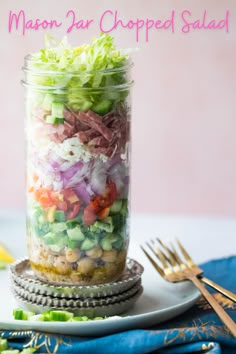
28,33,130,112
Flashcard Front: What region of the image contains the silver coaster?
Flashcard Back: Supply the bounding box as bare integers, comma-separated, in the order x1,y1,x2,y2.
10,258,144,299
12,278,142,308
13,287,143,318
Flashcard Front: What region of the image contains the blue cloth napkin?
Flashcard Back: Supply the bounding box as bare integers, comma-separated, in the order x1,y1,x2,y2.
1,256,236,354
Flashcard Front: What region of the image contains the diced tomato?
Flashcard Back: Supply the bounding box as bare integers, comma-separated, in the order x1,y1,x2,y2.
62,188,80,204
83,207,97,226
33,175,39,183
55,200,68,211
39,195,54,208
98,207,110,220
97,183,117,209
83,183,117,225
67,203,81,220
28,186,34,193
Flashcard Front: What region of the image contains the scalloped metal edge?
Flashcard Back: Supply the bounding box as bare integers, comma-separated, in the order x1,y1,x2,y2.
13,287,143,318
10,258,144,299
12,279,142,308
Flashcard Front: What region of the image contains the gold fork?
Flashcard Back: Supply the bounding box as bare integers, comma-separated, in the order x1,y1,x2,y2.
158,238,236,303
141,239,236,337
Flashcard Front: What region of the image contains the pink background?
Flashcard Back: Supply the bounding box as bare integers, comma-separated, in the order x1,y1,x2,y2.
1,0,236,216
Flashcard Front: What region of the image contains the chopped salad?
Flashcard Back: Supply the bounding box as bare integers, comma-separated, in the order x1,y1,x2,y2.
24,34,131,285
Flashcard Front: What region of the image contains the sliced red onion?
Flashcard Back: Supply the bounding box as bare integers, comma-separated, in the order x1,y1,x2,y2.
90,160,107,195
74,182,91,204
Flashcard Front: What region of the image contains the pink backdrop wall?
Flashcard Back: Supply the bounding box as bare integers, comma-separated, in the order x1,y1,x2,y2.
1,0,236,216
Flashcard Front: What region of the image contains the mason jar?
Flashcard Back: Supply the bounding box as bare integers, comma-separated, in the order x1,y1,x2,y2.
22,52,133,285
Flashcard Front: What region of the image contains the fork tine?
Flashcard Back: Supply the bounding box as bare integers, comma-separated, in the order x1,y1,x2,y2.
155,247,172,273
146,241,170,273
157,238,179,267
170,242,187,269
176,239,194,266
140,245,164,277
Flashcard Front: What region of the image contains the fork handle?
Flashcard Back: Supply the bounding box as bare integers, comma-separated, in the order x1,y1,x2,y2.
201,276,236,303
189,275,236,337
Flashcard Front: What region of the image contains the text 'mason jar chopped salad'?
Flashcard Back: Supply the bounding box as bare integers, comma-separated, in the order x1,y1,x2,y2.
22,34,133,285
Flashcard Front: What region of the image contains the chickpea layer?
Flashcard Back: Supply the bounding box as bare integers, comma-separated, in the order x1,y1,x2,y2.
29,237,127,285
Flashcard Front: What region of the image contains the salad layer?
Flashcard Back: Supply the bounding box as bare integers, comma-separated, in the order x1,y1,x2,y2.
25,34,131,285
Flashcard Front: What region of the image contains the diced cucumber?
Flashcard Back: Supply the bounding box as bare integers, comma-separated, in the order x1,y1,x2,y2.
80,100,93,111
13,309,33,320
51,102,65,118
100,237,113,251
49,234,68,252
42,93,54,110
110,200,123,214
54,210,66,222
67,239,80,249
80,238,96,251
48,310,73,322
93,217,114,233
112,237,124,251
67,227,85,241
2,350,20,354
93,99,112,115
45,115,64,124
100,234,118,251
121,199,128,217
38,214,45,224
43,232,55,245
66,213,83,228
111,214,123,232
52,222,67,232
71,316,89,321
0,339,8,351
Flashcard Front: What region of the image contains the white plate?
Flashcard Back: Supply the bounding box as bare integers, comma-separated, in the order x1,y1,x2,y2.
0,265,200,336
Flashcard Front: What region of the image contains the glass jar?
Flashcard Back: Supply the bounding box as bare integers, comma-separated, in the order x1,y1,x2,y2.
22,54,133,285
